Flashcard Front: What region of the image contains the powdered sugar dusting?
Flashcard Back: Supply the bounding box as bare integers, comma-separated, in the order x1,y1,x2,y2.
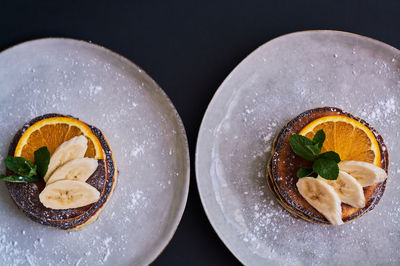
130,143,145,157
89,85,103,96
101,237,112,263
127,190,148,213
0,39,189,264
201,32,400,264
360,97,398,125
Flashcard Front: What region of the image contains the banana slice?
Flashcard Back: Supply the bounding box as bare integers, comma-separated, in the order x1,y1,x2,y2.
39,180,100,209
296,177,343,225
319,171,365,208
46,158,98,184
44,135,88,182
338,161,387,187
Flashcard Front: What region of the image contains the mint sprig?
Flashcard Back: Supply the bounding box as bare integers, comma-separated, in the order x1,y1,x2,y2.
312,158,339,180
4,157,37,177
289,130,341,180
34,147,50,179
297,167,313,178
0,146,50,183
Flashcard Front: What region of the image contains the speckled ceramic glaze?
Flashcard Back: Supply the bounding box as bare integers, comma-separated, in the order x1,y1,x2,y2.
196,30,400,265
0,38,189,265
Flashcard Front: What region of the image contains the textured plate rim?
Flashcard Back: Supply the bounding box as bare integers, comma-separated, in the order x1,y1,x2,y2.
195,29,400,264
0,37,191,265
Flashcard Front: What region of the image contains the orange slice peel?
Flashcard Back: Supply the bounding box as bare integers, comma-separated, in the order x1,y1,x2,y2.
299,115,381,166
14,116,104,162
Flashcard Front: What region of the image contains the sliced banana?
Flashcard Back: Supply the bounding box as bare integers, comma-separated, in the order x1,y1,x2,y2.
46,158,98,185
39,180,100,209
44,135,88,182
297,177,343,225
339,160,387,187
319,171,365,208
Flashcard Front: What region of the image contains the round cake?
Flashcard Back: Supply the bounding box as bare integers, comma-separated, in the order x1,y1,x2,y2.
267,107,389,225
5,114,118,230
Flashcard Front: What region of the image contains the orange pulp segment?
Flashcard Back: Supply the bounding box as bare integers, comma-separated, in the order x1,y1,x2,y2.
14,116,104,162
298,115,381,166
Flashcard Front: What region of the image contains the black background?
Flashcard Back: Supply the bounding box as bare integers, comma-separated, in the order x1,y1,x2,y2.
1,1,399,265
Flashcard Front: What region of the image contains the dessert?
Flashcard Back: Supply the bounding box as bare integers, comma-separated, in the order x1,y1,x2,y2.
267,107,388,225
1,114,118,230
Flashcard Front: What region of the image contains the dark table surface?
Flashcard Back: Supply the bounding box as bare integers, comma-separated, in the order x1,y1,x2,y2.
1,1,399,265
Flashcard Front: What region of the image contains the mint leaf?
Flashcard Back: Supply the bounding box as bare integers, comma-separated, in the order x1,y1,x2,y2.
289,134,316,161
312,130,326,150
297,167,314,178
290,130,340,181
312,158,339,180
34,146,50,179
0,174,41,183
305,143,321,156
319,151,341,163
1,147,50,183
4,157,36,177
28,164,37,177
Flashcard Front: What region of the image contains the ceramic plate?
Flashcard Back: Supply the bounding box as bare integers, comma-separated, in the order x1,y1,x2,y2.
0,38,189,265
196,30,400,265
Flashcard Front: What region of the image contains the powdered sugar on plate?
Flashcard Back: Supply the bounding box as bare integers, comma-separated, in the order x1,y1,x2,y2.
198,31,400,265
0,39,189,265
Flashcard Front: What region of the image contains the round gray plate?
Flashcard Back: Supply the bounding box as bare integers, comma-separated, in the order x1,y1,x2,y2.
0,38,189,265
196,30,400,265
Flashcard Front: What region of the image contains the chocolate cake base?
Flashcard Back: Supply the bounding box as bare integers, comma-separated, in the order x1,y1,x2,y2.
5,114,118,230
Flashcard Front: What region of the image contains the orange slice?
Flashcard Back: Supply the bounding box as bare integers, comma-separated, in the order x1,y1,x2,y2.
14,116,104,162
298,115,381,166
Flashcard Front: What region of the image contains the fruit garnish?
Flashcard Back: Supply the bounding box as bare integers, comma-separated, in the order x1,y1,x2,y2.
0,146,50,182
319,171,365,208
38,136,100,209
14,116,104,162
297,161,387,224
298,115,381,166
46,158,98,184
44,135,88,182
296,177,343,225
338,160,387,186
289,129,341,180
39,180,100,209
